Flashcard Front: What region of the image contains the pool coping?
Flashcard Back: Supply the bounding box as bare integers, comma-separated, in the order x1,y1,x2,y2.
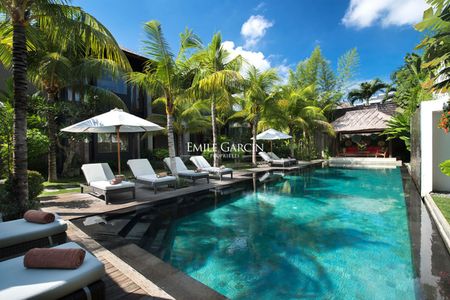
400,166,450,299
423,193,450,253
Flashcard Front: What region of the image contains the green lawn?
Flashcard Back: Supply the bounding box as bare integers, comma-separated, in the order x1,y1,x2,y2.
432,195,450,223
39,179,82,197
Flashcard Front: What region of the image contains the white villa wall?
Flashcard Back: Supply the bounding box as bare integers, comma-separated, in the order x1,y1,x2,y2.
432,111,450,191
420,97,450,196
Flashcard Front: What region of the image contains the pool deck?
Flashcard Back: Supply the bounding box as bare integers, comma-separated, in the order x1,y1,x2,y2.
67,222,174,300
40,160,324,220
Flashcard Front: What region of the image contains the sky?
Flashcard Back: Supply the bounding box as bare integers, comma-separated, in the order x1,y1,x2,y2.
72,0,429,84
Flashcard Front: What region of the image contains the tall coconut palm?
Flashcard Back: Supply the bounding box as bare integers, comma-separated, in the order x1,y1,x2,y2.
148,99,210,155
127,21,201,174
0,1,130,211
232,66,279,165
347,79,388,105
190,33,243,167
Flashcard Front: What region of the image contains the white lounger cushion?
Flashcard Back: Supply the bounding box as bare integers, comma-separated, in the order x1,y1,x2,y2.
259,152,290,165
268,152,296,163
190,156,233,174
164,157,189,172
82,163,135,191
81,163,115,184
0,242,105,300
178,170,208,176
259,152,273,162
136,174,176,183
90,180,135,191
190,156,211,169
127,159,176,183
127,159,156,177
202,167,233,173
0,218,67,248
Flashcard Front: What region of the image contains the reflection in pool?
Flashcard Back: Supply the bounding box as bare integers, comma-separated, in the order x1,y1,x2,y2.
163,167,416,299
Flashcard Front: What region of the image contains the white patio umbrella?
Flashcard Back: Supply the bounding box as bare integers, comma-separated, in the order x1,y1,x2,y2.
255,128,292,152
61,108,163,174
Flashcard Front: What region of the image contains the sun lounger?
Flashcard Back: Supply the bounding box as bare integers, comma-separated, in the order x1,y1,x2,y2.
0,217,67,261
127,159,177,193
190,156,233,180
164,157,209,184
267,152,297,165
0,242,105,300
81,163,135,204
259,151,291,167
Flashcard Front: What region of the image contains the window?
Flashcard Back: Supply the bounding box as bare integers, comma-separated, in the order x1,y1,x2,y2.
96,74,127,95
97,133,128,153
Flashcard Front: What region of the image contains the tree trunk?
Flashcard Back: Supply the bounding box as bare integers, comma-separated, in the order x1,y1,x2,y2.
167,113,177,175
177,132,183,156
252,116,258,166
12,22,28,212
289,127,295,157
47,92,58,182
211,99,219,167
57,137,76,177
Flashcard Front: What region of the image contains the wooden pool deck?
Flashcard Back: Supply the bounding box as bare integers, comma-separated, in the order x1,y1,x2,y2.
40,161,324,220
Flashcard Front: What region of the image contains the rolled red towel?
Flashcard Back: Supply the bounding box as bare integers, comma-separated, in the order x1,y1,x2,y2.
110,177,122,185
24,210,55,224
24,248,86,269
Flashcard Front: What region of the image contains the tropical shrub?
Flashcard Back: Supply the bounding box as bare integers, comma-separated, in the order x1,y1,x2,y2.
27,129,49,173
0,128,49,178
0,170,44,220
440,160,450,177
438,101,450,133
27,171,45,200
202,148,214,160
383,114,411,151
152,148,169,160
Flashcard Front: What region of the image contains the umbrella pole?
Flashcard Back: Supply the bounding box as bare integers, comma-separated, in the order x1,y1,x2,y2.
270,141,273,152
116,125,121,175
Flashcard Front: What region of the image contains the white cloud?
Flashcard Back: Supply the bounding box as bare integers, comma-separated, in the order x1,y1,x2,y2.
254,2,267,12
342,0,428,29
276,63,291,84
241,15,273,48
222,40,271,72
222,41,292,82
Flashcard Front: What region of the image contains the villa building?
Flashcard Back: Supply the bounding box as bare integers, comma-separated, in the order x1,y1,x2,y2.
327,101,409,160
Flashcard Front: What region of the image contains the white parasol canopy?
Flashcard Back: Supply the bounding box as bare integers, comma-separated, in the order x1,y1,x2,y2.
254,129,292,152
61,108,163,174
60,108,163,133
256,129,292,140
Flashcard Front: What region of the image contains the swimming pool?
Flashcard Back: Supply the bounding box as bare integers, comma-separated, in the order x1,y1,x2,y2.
162,167,416,299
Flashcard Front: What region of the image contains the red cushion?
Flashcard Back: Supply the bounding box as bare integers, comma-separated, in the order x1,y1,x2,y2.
345,146,358,153
366,146,379,153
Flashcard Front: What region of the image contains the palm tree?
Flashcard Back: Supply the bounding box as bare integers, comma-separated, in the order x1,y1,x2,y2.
127,21,201,174
149,99,210,155
232,66,279,165
0,1,129,211
190,33,243,167
347,79,388,105
264,85,334,158
27,47,130,181
416,0,450,92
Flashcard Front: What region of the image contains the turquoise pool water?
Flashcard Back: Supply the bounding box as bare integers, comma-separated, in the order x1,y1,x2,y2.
164,167,416,299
